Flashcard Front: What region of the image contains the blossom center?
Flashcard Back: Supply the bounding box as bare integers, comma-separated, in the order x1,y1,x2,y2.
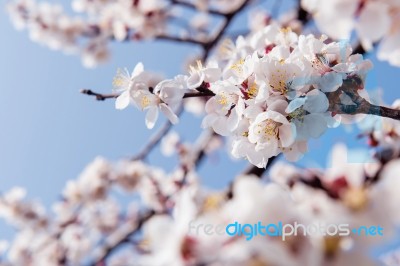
269,68,290,94
256,119,279,141
230,58,245,74
141,96,151,109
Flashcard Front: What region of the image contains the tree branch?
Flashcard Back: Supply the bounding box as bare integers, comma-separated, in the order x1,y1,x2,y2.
81,89,215,101
89,210,156,266
156,34,206,46
80,89,118,101
170,0,226,16
202,0,252,61
329,99,400,121
326,76,400,121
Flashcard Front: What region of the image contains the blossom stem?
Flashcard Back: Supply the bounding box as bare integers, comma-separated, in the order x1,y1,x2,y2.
80,89,118,100
156,34,206,46
81,88,215,101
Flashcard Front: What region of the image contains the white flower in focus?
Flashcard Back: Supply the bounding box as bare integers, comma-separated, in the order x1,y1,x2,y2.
187,60,221,89
248,110,295,153
113,62,150,110
202,81,245,136
286,89,331,140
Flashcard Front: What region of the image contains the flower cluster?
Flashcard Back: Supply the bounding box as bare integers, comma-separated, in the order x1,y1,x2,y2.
301,0,400,66
138,143,400,266
0,157,201,265
115,24,372,167
6,0,171,67
1,144,400,265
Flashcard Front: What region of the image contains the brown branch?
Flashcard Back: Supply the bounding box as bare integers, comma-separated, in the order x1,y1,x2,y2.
329,99,400,121
88,210,156,266
202,0,252,61
156,34,206,46
80,89,118,101
81,89,215,101
170,0,226,16
326,76,400,121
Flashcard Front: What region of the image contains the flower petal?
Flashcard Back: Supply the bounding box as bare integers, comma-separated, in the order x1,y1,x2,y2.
145,106,159,129
115,91,130,110
160,103,179,125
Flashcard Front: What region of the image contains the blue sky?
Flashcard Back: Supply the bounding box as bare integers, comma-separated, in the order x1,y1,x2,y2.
0,2,400,250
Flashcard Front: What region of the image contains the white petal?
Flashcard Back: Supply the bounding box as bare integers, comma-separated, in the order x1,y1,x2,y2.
304,89,329,113
159,103,179,124
319,72,343,92
132,62,144,77
279,124,296,147
115,91,130,110
286,97,306,113
187,72,204,89
203,68,221,83
145,106,159,129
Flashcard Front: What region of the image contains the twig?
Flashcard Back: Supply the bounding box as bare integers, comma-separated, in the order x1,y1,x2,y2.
80,89,118,101
156,34,206,46
88,210,156,266
202,0,252,61
81,89,215,101
170,0,226,16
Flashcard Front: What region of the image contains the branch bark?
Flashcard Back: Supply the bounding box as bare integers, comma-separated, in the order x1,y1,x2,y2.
89,210,156,266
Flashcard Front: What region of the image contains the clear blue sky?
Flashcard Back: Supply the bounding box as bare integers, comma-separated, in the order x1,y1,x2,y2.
0,2,399,248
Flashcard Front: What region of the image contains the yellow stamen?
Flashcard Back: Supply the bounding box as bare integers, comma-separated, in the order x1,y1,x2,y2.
141,96,151,109
248,83,258,98
217,94,228,106
230,58,245,74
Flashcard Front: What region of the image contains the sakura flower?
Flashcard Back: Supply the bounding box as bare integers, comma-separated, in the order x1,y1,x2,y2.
254,55,303,99
202,81,245,136
187,60,221,89
247,109,296,161
113,62,180,128
286,89,332,140
113,62,152,110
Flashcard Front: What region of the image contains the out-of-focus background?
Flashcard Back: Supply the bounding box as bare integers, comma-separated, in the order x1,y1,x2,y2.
0,1,399,251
